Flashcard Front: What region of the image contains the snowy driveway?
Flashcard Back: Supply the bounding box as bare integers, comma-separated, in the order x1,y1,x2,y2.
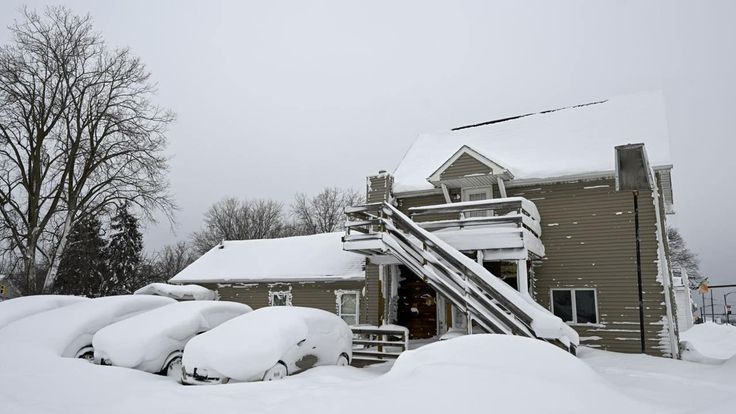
0,334,734,414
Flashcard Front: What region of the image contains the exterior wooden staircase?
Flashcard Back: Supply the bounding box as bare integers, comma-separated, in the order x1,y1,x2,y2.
343,201,579,353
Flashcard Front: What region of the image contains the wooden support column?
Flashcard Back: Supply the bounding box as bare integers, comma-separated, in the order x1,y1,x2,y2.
497,178,508,198
517,259,529,296
440,183,452,203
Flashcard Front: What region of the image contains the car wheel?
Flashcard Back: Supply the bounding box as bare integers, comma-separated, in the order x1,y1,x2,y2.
78,352,94,363
165,357,183,381
262,362,288,381
336,353,349,367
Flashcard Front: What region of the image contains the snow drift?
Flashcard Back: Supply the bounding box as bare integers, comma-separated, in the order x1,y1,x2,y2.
680,322,736,363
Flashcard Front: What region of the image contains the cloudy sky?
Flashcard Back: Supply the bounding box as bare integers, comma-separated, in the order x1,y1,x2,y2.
0,1,733,285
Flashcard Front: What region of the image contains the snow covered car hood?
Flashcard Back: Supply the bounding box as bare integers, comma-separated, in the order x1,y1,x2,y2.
0,295,88,330
0,295,174,357
133,283,217,301
182,306,352,382
93,300,251,372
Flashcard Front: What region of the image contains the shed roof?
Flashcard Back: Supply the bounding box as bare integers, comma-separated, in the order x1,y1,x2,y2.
392,91,672,193
169,232,365,284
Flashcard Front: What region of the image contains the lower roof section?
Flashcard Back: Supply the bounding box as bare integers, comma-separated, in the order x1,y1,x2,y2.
169,232,365,284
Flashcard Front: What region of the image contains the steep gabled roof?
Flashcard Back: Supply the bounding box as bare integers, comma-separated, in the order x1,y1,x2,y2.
392,91,672,193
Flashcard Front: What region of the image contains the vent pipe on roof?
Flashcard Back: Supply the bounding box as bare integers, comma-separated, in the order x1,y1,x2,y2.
219,239,225,249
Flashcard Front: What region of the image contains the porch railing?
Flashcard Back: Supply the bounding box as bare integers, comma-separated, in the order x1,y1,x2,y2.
407,197,542,238
350,326,409,364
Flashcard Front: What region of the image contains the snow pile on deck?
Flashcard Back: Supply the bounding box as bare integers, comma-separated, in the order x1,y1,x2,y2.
0,295,88,330
170,232,365,283
392,91,671,193
0,295,174,357
94,301,251,372
680,322,736,363
134,283,217,301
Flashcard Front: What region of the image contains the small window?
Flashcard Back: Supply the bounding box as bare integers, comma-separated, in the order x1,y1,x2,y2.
269,291,292,306
336,290,360,325
551,288,598,324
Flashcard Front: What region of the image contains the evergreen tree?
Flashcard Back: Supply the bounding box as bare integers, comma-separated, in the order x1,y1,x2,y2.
105,203,144,295
54,216,108,297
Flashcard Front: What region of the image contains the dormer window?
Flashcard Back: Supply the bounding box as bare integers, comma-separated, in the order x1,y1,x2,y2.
426,145,513,206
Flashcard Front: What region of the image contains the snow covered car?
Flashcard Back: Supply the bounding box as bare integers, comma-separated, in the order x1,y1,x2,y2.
182,306,353,384
93,300,252,377
0,295,88,330
0,295,174,359
133,283,217,301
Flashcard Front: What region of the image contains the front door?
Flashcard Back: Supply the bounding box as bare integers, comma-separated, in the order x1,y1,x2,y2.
396,265,437,339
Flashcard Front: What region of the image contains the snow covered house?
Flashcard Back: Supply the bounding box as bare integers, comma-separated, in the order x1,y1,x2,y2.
344,92,681,357
169,232,367,325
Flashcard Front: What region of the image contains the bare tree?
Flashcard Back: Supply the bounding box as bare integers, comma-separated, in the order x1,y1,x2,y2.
0,7,174,293
151,241,198,280
291,187,363,235
667,227,702,287
192,197,285,254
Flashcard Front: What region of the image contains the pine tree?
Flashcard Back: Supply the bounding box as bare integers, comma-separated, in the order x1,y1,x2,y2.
54,216,108,297
105,203,144,295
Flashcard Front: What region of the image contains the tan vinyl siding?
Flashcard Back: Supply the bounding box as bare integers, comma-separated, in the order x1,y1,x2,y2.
439,153,492,180
364,263,381,325
199,280,368,324
509,178,672,356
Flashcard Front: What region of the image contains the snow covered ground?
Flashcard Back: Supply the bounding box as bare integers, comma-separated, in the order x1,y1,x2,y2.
1,327,734,414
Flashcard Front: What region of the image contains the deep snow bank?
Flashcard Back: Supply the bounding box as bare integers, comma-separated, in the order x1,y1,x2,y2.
680,322,736,363
0,332,655,414
372,335,650,414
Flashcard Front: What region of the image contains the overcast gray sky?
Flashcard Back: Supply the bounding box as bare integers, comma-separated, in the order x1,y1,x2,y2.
1,1,733,285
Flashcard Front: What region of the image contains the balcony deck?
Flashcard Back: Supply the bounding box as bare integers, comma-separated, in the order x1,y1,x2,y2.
344,197,545,261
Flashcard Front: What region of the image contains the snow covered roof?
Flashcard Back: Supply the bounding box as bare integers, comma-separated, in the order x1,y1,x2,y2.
393,91,672,193
169,232,365,284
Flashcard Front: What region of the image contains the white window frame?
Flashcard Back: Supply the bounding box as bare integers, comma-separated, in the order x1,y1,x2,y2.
335,289,360,325
549,288,599,325
461,186,493,217
268,290,293,306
